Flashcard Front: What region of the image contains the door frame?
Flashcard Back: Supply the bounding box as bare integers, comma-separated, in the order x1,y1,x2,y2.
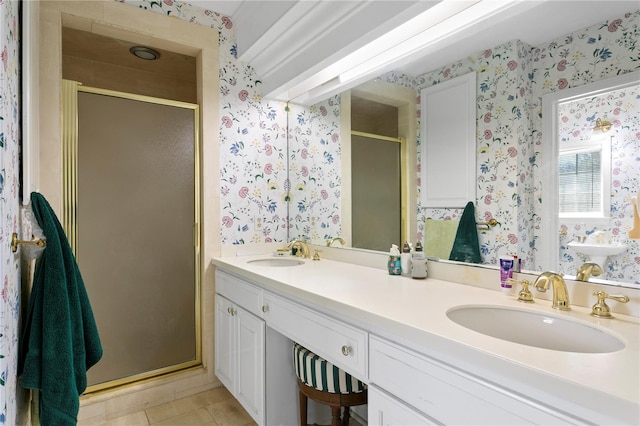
63,81,202,393
37,1,220,399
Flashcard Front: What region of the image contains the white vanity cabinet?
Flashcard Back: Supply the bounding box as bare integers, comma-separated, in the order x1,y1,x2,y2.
368,335,577,425
215,271,265,425
213,260,638,426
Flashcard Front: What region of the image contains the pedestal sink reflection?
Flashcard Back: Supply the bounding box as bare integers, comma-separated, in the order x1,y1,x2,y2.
447,305,624,353
567,241,628,270
247,258,305,267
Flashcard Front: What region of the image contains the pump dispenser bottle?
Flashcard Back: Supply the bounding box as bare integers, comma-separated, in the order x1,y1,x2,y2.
411,241,428,279
388,244,401,275
401,242,412,276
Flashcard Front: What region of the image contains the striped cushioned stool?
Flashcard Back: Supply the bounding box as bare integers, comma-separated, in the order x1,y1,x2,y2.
293,343,367,426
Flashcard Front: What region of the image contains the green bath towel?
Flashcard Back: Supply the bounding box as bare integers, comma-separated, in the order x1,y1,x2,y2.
18,192,102,425
449,201,482,264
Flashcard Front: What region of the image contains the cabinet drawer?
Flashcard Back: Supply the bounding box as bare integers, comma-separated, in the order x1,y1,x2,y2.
370,335,572,425
264,292,367,380
215,270,264,317
368,386,437,426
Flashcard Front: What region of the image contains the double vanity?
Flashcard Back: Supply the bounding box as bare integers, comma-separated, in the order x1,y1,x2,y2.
212,253,639,425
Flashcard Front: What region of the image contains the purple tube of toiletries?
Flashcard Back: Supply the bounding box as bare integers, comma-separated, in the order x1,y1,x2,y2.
499,256,514,294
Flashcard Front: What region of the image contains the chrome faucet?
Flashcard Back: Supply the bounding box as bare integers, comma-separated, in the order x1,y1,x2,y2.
533,272,571,311
288,240,311,259
576,262,603,282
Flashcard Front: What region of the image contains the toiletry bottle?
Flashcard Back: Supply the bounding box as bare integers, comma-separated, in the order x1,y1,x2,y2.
401,242,412,276
388,244,401,275
512,255,520,273
499,256,515,294
411,241,428,279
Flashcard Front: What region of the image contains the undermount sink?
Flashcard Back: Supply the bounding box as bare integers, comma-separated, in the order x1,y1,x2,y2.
567,241,628,269
447,305,625,353
247,258,304,267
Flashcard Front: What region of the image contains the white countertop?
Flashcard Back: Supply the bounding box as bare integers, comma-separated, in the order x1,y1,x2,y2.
212,254,640,424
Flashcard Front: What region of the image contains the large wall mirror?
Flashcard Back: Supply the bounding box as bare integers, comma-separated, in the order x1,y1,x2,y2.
542,71,640,286
285,6,639,289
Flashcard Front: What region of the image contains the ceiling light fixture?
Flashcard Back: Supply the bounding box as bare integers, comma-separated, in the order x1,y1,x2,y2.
129,46,160,60
277,1,540,105
338,1,523,85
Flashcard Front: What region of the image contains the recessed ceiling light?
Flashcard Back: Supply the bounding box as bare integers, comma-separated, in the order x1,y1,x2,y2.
129,46,160,60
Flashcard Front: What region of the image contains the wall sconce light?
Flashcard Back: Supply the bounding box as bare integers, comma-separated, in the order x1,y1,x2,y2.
593,118,612,132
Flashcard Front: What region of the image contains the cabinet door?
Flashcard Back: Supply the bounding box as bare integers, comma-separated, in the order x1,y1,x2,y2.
420,72,476,208
369,386,438,426
214,295,235,392
236,306,266,425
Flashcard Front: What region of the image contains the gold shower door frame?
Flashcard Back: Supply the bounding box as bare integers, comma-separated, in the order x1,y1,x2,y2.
62,80,202,393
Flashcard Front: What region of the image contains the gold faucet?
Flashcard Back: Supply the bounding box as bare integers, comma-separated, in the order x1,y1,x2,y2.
576,262,603,282
288,240,311,259
591,291,629,318
533,272,571,311
326,237,346,247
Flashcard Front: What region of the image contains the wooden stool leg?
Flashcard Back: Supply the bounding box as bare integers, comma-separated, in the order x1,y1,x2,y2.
330,405,341,426
342,406,351,426
299,388,308,426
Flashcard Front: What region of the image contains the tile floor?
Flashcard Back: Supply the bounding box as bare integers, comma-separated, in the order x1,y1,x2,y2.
79,387,257,426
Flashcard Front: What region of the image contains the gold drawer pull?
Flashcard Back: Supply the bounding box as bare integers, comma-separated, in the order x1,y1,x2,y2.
262,305,269,313
341,345,352,356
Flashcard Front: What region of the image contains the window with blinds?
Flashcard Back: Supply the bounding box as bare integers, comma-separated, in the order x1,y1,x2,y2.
558,137,611,218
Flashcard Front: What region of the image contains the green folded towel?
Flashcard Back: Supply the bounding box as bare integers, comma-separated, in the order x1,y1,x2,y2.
18,192,102,425
449,201,482,264
424,219,459,260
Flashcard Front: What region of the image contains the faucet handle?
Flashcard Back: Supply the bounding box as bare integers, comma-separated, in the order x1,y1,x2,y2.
507,278,534,303
591,291,629,318
312,249,322,261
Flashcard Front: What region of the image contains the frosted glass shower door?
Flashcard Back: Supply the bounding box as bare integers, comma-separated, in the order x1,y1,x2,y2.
72,87,200,390
351,134,402,252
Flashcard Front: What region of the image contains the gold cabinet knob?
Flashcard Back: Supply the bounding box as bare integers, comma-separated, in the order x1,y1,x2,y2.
262,305,269,313
341,345,352,356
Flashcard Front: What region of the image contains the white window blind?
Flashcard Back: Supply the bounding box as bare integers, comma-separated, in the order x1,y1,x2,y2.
558,136,611,219
558,149,601,213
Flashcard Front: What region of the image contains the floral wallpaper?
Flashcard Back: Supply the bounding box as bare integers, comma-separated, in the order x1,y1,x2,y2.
288,99,343,243
0,0,22,423
1,1,639,421
556,86,640,283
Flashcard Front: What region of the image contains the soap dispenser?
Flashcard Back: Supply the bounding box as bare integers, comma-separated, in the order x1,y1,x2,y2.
411,241,428,279
388,244,401,275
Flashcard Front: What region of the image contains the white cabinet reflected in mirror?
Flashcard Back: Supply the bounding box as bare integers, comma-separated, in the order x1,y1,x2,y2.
420,72,476,209
541,71,640,285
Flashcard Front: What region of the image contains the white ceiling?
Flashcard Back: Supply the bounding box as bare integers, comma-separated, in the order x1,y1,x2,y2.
187,1,639,104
